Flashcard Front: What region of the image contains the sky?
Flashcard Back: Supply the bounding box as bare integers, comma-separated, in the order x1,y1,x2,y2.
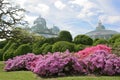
11,0,120,37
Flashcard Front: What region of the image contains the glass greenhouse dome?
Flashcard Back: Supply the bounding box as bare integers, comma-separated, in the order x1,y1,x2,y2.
86,21,119,39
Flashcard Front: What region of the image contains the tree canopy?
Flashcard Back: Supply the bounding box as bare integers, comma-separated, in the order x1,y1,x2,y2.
0,0,25,39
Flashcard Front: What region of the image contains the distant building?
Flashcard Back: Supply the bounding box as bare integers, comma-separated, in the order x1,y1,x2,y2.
31,16,60,37
86,21,119,39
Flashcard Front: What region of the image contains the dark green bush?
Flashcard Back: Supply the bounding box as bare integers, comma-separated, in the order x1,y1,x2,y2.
14,44,32,56
109,34,120,44
2,40,13,52
74,44,86,52
58,31,72,42
3,43,18,61
45,37,59,44
41,44,52,54
74,35,93,45
0,49,4,61
32,39,46,54
93,39,108,46
112,41,120,56
52,41,74,52
114,37,120,43
0,40,8,49
113,42,120,48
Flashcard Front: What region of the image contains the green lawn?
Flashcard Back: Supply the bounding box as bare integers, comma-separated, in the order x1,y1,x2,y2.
0,61,120,80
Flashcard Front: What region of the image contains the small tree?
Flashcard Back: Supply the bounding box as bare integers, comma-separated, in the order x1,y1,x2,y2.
58,30,72,42
74,35,93,45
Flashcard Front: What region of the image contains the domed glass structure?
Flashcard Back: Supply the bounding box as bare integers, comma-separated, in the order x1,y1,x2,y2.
86,21,119,39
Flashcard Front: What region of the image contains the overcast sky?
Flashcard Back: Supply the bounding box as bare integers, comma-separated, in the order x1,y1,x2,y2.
12,0,120,37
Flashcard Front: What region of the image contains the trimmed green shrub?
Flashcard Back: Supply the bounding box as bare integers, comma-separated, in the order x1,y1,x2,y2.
2,40,13,52
32,39,46,54
3,43,18,61
93,38,100,43
0,40,13,60
113,42,120,48
74,44,86,52
93,39,108,46
0,40,8,49
52,41,74,52
41,44,52,54
74,35,93,45
14,44,32,56
115,37,120,43
109,34,120,44
58,31,72,42
45,37,59,44
0,49,4,61
112,42,120,56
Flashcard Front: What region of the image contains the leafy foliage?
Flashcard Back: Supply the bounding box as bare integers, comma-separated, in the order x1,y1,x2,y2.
40,43,52,54
3,43,18,61
109,34,120,44
14,44,32,56
0,40,8,49
93,39,108,45
32,39,46,54
58,31,72,42
74,35,93,45
52,41,75,52
74,44,86,52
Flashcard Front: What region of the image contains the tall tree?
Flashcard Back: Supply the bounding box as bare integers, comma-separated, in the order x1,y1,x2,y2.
0,0,25,39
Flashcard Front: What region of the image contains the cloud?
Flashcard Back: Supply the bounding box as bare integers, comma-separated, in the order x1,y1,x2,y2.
99,15,120,24
54,0,66,10
37,4,50,16
69,0,100,18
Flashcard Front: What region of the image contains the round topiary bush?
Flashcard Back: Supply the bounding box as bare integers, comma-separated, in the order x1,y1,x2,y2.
3,43,18,61
58,30,72,42
52,41,74,52
14,44,32,56
74,35,93,45
93,39,108,46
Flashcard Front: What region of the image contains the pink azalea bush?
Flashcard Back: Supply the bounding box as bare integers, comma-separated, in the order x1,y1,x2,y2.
33,52,83,77
75,44,111,59
4,53,36,71
82,50,120,75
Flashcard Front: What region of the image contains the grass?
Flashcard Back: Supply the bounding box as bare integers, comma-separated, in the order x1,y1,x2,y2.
0,61,120,80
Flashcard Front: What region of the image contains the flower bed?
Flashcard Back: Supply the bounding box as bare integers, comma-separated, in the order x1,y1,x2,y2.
4,45,120,77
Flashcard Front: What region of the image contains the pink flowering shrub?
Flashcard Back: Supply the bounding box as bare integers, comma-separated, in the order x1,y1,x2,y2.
33,51,83,77
4,53,36,71
82,50,120,75
75,44,111,59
